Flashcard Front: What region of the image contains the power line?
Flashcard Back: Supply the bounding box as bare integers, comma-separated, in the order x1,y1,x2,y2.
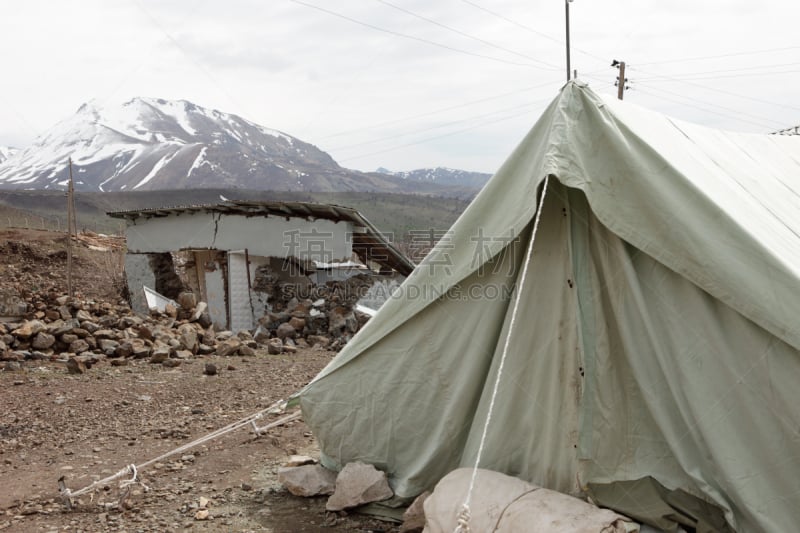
628,66,800,113
339,106,543,163
637,70,800,81
634,61,800,80
289,0,550,69
330,100,549,152
634,87,781,131
317,78,564,140
634,84,786,129
373,0,560,70
459,0,608,64
633,68,800,83
582,70,786,130
637,69,800,83
634,46,800,67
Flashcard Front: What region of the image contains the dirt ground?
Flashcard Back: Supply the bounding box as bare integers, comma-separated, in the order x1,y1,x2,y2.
0,229,400,532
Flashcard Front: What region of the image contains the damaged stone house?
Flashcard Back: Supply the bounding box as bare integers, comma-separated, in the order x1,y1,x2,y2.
108,200,414,332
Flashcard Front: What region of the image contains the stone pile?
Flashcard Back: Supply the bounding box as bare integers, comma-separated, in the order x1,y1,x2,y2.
255,274,377,354
0,290,331,373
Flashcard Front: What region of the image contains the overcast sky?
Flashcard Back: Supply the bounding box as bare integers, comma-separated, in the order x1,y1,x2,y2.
1,1,799,173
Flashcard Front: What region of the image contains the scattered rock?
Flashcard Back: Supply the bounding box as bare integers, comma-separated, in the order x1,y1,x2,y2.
204,363,218,376
237,344,256,356
98,338,119,353
3,361,21,372
31,332,55,350
278,464,338,497
275,322,296,340
288,316,306,331
149,346,171,364
216,338,241,357
267,338,283,355
191,301,208,322
68,338,90,354
399,491,430,533
306,335,330,348
12,320,45,339
165,303,178,318
137,324,154,341
177,291,197,310
177,323,199,354
326,462,394,511
66,357,87,374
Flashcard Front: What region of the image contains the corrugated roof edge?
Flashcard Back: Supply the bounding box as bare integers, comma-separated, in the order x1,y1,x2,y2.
107,200,415,276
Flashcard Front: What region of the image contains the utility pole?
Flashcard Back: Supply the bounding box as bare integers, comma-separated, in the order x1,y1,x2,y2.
612,60,628,100
565,0,573,82
66,158,75,298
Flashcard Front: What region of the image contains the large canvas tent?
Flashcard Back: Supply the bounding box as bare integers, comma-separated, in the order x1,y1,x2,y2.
292,81,800,532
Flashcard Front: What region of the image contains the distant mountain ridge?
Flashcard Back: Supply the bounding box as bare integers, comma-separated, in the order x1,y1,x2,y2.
377,166,492,188
0,98,479,195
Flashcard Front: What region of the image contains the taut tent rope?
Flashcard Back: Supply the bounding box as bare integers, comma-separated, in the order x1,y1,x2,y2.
454,175,551,532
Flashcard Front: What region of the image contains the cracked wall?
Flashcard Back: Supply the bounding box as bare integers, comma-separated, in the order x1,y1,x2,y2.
124,212,353,260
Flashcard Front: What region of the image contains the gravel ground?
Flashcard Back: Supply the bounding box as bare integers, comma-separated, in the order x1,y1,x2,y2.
0,228,399,532
0,352,398,532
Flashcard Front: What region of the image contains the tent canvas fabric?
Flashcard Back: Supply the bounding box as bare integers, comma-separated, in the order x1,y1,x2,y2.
292,81,800,532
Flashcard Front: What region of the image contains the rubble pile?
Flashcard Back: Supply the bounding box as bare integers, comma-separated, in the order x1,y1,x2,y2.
255,273,378,352
0,290,336,373
0,237,387,371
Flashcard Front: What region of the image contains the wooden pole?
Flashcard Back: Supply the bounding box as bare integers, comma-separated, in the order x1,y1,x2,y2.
617,61,626,100
565,0,571,82
67,159,74,298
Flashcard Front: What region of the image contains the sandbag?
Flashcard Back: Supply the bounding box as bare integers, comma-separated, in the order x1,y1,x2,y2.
423,468,637,533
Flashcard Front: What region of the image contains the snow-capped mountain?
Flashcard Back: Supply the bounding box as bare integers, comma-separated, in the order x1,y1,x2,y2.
377,166,491,188
0,98,394,192
0,146,19,165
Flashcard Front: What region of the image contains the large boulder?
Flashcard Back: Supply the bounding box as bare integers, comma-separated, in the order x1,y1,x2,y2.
278,465,337,497
326,462,393,512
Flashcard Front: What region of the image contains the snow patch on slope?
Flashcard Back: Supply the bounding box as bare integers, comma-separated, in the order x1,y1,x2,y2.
0,146,19,164
188,146,208,175
134,151,180,189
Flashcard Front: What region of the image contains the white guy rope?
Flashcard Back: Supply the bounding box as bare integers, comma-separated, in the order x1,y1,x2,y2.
454,175,550,533
60,399,300,504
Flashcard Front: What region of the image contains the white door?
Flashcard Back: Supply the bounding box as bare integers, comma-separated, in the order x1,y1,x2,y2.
227,251,253,332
